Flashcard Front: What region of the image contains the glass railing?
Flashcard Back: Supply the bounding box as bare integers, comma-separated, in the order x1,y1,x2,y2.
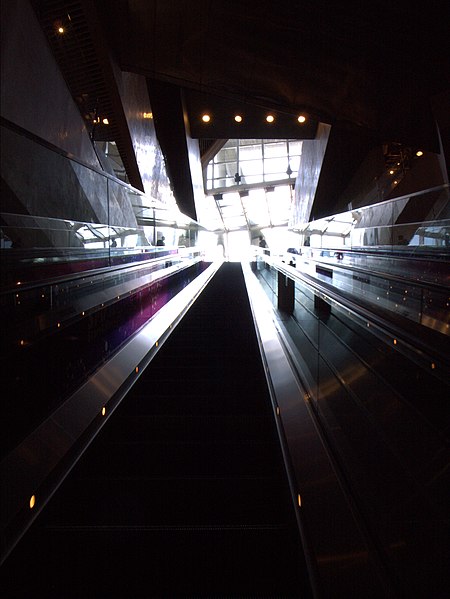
253,263,449,595
0,120,217,289
289,185,450,255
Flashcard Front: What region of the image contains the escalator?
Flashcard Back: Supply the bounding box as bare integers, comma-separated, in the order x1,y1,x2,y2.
1,262,313,598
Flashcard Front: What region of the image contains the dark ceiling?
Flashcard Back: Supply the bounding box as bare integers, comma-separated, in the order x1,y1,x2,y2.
34,0,449,221
104,0,448,151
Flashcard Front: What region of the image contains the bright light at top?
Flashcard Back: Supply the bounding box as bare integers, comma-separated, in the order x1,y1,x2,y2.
416,150,423,157
202,114,211,123
266,115,275,123
297,115,306,123
57,26,65,34
234,115,243,123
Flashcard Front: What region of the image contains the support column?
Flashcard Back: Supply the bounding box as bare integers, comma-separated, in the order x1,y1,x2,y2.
277,272,294,313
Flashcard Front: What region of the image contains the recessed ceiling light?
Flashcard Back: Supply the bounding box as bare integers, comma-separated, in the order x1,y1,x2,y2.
234,115,243,123
297,115,306,123
266,115,275,123
416,150,423,157
202,114,211,123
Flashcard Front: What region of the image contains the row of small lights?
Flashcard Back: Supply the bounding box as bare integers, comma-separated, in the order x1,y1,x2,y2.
388,150,423,184
27,324,170,512
389,149,424,174
201,113,307,124
274,402,302,507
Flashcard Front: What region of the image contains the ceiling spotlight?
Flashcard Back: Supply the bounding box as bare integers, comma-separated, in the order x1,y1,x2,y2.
389,169,394,174
234,115,243,123
297,115,306,123
57,26,65,34
266,114,275,123
143,112,153,119
202,114,211,123
102,118,109,125
416,150,423,157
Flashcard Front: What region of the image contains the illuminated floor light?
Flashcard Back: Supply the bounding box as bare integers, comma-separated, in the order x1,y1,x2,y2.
29,495,36,509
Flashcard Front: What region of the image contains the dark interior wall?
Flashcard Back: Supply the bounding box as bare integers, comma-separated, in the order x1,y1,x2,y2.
0,0,100,168
290,123,331,227
147,81,198,220
115,70,175,205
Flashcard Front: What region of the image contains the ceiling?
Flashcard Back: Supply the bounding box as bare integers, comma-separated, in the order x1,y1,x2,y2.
101,0,449,220
33,0,449,221
102,0,448,149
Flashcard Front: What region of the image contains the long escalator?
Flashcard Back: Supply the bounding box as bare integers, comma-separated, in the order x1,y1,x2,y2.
2,262,312,598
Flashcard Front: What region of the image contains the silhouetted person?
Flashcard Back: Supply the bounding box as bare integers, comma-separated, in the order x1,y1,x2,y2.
156,235,165,246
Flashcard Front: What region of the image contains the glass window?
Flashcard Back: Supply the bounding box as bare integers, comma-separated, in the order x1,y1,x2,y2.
264,157,287,174
206,139,302,192
263,141,287,158
240,144,262,160
240,159,263,178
